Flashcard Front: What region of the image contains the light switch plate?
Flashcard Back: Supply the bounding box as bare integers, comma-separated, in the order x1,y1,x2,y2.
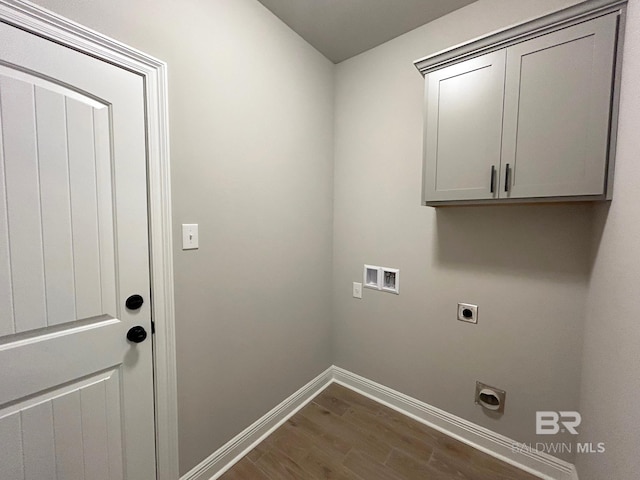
353,282,363,299
182,224,199,250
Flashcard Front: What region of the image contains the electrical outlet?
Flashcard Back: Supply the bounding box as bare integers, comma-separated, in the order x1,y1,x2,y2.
353,282,362,299
457,303,478,323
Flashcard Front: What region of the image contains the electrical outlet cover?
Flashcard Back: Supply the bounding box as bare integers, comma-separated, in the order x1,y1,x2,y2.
457,303,478,323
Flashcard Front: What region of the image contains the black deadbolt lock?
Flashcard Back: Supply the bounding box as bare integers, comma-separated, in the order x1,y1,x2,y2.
127,325,147,343
462,308,473,318
126,294,144,310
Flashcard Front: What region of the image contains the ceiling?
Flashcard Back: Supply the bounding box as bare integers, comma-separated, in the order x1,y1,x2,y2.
256,0,477,63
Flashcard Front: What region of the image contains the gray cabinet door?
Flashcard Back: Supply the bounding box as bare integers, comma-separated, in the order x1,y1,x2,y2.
501,13,618,199
423,50,506,202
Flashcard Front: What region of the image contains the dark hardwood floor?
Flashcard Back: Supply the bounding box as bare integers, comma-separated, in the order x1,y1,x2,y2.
219,382,539,480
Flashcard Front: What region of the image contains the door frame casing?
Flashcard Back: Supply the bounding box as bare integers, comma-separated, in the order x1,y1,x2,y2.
0,1,179,479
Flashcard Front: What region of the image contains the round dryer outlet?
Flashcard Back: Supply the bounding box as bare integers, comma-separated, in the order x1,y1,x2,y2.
457,303,478,323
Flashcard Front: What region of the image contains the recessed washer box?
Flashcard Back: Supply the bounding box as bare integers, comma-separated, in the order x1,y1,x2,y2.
363,265,380,290
381,267,399,294
363,265,400,294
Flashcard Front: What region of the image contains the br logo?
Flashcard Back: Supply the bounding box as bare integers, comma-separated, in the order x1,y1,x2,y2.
536,411,581,435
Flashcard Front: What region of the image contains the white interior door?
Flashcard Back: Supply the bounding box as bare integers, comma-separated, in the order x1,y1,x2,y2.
0,18,156,480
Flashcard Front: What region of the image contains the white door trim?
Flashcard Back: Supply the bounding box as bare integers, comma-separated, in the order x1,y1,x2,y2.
0,1,179,479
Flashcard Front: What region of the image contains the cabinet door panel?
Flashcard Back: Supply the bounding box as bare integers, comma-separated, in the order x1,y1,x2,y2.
501,13,618,198
423,50,506,202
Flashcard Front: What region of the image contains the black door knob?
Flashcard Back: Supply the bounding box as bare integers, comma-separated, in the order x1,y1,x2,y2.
127,326,147,343
126,294,144,310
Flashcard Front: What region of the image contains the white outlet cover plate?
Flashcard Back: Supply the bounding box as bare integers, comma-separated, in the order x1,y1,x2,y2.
353,282,363,299
458,303,478,323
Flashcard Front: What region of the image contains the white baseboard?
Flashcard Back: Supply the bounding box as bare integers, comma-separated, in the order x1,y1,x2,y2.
569,464,580,480
180,366,333,480
181,365,578,480
332,366,577,480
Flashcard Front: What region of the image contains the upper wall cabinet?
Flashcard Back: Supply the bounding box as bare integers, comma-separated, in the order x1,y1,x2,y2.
415,0,627,206
424,51,506,202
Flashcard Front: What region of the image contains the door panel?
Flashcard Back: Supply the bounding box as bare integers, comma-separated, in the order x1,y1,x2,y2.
0,369,124,480
0,75,117,333
35,86,77,327
423,50,506,202
0,19,155,480
65,96,107,320
501,13,618,198
0,76,47,333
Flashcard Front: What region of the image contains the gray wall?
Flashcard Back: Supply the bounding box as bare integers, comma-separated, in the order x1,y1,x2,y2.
332,0,589,460
24,0,640,476
577,0,640,478
30,0,335,474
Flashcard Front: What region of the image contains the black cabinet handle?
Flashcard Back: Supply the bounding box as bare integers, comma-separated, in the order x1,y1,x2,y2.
504,164,511,192
490,165,496,193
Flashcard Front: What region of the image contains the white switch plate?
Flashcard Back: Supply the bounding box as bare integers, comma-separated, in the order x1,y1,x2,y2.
182,224,199,250
353,282,363,299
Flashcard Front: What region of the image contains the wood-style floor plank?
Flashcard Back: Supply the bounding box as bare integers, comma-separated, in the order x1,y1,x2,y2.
270,423,318,464
254,450,309,480
220,457,270,480
313,388,352,416
297,446,361,480
219,383,540,480
287,416,353,459
341,405,434,461
386,448,450,480
343,450,404,480
300,402,392,461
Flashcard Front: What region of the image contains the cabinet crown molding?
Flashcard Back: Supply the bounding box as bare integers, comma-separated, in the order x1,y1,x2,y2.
414,0,627,76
